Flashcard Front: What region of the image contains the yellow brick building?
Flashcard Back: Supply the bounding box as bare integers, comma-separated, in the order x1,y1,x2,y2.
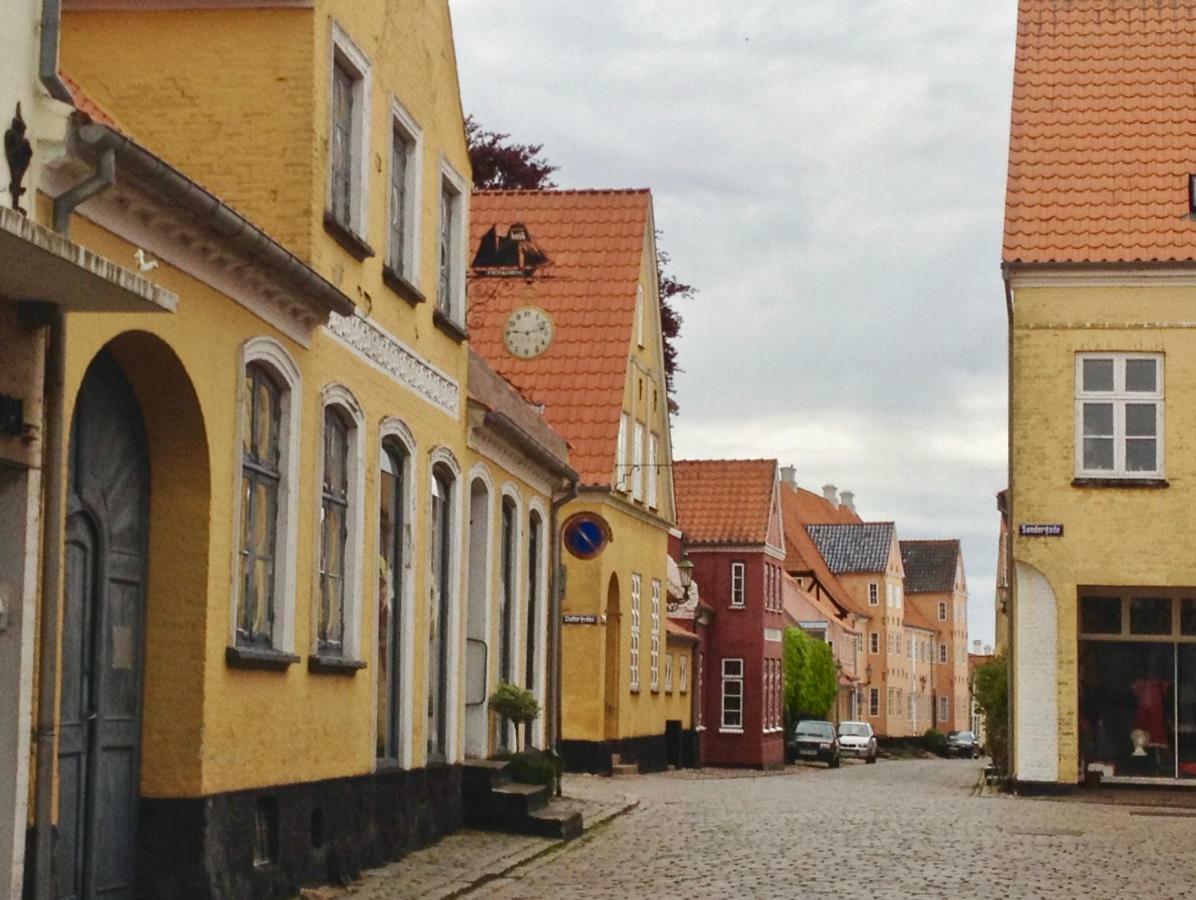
1004,0,1196,787
4,1,576,895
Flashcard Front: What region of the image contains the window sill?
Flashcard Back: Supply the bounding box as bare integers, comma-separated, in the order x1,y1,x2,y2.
1071,477,1169,488
718,727,744,735
308,654,367,675
729,605,746,611
225,645,300,671
432,308,468,342
323,210,376,261
383,265,425,306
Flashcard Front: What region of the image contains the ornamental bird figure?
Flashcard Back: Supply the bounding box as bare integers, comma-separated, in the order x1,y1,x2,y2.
4,103,33,216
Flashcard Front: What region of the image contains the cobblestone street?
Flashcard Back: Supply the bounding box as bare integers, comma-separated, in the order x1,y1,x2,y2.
470,759,1196,899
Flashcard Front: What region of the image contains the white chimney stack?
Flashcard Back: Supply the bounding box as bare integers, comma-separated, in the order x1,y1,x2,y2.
972,639,982,653
822,484,838,506
840,490,855,512
780,465,797,489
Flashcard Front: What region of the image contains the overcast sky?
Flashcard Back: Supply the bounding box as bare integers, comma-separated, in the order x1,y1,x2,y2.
452,1,1018,647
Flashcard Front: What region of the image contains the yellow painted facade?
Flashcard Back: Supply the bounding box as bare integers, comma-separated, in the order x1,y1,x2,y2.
38,0,563,820
560,226,690,751
1008,279,1196,784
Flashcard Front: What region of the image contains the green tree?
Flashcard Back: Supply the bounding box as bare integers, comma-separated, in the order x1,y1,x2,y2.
782,627,838,732
489,681,541,753
971,652,1008,773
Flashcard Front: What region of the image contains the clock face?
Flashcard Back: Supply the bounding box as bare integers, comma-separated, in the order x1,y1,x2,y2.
503,307,554,359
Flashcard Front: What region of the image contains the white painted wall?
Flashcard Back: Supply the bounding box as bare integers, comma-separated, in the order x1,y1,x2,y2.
1013,561,1059,783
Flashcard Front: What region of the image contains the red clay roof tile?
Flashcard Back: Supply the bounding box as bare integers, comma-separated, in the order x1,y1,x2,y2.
673,459,777,546
468,189,651,485
1005,1,1196,264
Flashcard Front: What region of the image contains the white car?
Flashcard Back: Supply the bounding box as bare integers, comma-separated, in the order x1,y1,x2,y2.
836,721,878,763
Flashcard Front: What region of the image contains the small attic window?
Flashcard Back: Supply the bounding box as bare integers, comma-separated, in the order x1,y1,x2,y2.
508,223,529,242
471,224,548,272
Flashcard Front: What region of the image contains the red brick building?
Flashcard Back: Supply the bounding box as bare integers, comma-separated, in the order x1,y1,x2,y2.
673,459,787,768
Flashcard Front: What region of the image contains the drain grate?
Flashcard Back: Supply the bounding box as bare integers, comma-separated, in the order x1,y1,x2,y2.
1010,827,1083,837
1129,810,1196,818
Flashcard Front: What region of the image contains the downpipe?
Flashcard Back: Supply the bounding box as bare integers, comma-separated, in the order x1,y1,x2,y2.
549,479,578,797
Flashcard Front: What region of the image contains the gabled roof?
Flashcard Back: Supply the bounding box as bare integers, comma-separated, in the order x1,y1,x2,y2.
1004,1,1196,265
903,602,939,635
468,189,651,486
806,523,896,575
673,459,778,545
790,487,861,525
900,540,961,594
779,484,862,616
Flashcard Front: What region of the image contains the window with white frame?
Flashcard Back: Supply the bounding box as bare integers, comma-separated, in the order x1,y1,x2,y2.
721,658,744,730
316,391,364,660
938,600,947,621
647,432,658,509
868,582,879,606
437,162,467,323
730,562,745,607
887,687,896,716
615,412,629,490
1076,353,1164,477
906,635,913,659
869,687,880,717
387,100,422,284
632,421,645,501
939,643,948,664
629,573,641,691
762,661,770,733
664,654,673,692
328,24,370,237
939,695,949,724
856,633,864,653
680,654,689,693
649,579,661,691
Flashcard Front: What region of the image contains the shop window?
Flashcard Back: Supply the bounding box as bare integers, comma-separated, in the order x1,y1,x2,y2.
1131,596,1172,635
1182,599,1196,636
1081,595,1122,635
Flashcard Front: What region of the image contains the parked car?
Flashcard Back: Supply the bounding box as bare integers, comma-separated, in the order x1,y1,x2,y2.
788,720,840,768
945,730,981,758
836,720,878,764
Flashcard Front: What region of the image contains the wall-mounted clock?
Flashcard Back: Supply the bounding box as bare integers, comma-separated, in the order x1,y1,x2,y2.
503,306,554,359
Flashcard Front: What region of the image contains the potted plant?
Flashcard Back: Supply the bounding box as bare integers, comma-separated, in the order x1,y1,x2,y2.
488,681,541,754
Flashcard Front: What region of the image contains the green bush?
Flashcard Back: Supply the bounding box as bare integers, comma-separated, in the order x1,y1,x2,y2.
488,682,541,753
972,652,1009,773
923,728,947,756
498,748,560,789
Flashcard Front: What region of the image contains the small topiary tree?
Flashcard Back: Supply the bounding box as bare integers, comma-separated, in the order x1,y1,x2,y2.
923,728,947,756
489,682,541,753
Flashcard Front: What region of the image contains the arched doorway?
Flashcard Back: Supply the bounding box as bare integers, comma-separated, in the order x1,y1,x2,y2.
603,573,621,741
58,351,150,898
464,476,490,758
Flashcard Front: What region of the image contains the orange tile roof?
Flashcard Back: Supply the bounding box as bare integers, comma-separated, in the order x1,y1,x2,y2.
468,189,651,486
779,484,864,617
790,487,860,525
1005,1,1196,265
673,459,777,545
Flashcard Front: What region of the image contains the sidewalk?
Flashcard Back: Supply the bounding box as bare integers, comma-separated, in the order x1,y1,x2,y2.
302,779,636,900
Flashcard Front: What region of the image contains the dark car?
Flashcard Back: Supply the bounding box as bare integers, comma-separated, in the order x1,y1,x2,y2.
945,730,980,758
788,720,840,768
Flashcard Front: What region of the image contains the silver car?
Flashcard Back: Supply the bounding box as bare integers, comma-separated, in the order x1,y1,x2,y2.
836,721,878,763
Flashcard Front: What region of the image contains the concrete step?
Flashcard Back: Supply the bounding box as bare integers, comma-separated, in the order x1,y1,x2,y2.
526,803,584,841
462,759,513,803
610,762,638,777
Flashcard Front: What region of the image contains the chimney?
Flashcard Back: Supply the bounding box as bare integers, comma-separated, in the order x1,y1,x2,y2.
840,490,855,513
779,465,797,489
984,644,993,655
972,639,982,654
822,484,838,506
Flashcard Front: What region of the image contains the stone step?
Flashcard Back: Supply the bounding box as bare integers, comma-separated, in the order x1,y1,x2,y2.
526,803,584,841
610,762,638,777
462,758,513,800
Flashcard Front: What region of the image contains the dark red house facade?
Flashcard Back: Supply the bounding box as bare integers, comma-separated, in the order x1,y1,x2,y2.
674,459,787,769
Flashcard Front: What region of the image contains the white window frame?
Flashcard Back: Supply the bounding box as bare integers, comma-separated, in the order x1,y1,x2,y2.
314,384,366,662
649,579,661,691
631,421,645,502
730,561,746,608
629,573,641,691
939,695,949,724
436,158,469,325
721,658,744,731
647,432,658,509
868,582,879,606
680,654,689,693
938,600,947,621
328,21,371,238
870,688,880,717
387,97,423,285
939,643,948,664
615,412,629,491
231,338,303,656
1075,352,1164,478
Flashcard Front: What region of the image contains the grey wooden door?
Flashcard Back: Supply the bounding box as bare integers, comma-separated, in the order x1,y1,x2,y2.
58,352,149,900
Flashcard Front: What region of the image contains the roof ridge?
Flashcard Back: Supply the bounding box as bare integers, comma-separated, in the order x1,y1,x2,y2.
473,187,651,197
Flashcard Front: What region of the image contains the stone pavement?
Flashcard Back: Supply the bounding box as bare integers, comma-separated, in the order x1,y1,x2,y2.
477,759,1196,899
306,782,635,900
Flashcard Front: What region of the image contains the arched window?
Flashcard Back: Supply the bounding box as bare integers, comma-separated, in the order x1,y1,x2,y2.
500,496,517,686
525,510,544,748
377,439,408,761
428,463,455,761
237,363,283,648
318,407,351,653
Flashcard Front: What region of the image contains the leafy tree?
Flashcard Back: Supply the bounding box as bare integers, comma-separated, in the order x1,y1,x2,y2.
782,627,838,733
489,681,541,753
465,116,557,190
465,116,693,412
972,652,1009,773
